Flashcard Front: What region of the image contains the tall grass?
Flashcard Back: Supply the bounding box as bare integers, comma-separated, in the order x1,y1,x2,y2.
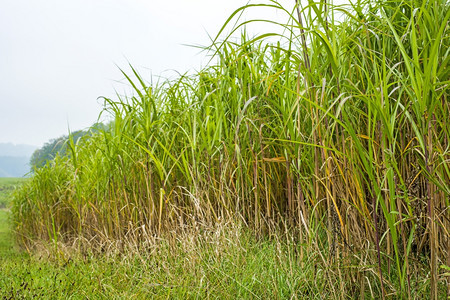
12,0,449,298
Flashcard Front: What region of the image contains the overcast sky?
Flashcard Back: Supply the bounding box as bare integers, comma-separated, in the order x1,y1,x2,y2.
0,0,338,147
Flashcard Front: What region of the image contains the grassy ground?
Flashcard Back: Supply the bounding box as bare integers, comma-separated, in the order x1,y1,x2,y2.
1,207,344,299
0,177,27,208
0,178,377,298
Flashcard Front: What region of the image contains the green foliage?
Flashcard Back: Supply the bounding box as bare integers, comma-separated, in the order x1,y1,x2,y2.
11,0,450,298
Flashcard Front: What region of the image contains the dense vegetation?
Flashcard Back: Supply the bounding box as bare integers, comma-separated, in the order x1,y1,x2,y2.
11,0,449,298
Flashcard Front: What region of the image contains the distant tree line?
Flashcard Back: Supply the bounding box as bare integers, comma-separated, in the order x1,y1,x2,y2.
30,123,108,170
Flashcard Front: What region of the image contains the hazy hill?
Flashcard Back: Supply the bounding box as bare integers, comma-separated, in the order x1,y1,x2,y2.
0,143,37,177
0,143,37,157
0,156,30,177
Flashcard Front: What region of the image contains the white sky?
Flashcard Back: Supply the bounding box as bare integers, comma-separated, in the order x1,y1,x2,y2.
0,0,346,147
